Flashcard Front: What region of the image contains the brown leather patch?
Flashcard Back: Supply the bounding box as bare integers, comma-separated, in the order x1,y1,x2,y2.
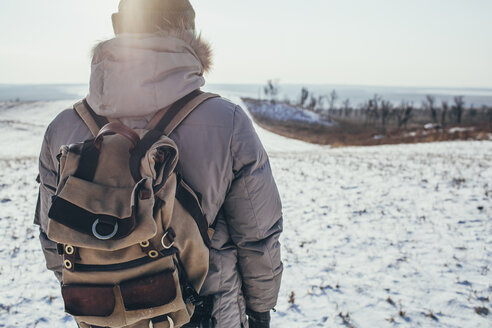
62,284,115,317
94,122,141,151
139,189,152,200
120,270,177,311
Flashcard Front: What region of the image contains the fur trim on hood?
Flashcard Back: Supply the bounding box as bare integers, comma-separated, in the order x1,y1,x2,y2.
86,29,213,120
92,29,213,73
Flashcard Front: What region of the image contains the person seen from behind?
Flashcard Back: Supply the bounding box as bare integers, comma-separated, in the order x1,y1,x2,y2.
34,0,283,327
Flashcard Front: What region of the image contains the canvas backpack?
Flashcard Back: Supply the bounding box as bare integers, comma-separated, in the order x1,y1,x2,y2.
46,90,219,328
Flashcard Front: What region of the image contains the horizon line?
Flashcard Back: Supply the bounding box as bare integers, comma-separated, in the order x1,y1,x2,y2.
1,82,492,91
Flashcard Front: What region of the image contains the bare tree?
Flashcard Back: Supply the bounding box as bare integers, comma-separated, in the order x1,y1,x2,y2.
342,99,352,117
452,96,465,124
424,95,437,123
467,105,478,121
480,105,492,124
299,87,309,108
307,95,317,111
395,101,413,129
441,101,448,128
316,95,326,114
361,102,370,126
380,100,393,133
363,101,371,126
328,90,338,115
263,79,279,103
367,94,382,125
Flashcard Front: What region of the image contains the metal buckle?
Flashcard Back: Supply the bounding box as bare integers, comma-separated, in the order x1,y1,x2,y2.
161,232,175,249
149,316,174,328
92,218,118,240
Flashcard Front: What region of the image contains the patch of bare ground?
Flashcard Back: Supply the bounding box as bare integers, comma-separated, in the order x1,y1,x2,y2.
249,111,492,147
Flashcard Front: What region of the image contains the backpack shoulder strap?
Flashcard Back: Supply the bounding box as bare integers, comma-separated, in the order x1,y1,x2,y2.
129,90,219,183
154,90,220,136
73,99,109,137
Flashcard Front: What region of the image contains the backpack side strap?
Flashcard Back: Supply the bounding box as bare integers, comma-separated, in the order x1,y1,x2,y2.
73,99,110,137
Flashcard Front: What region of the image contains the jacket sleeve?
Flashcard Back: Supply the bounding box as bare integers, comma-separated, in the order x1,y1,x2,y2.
34,125,63,281
222,106,283,312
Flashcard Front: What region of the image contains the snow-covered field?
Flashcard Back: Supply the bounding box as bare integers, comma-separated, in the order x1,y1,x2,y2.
0,100,491,327
271,142,491,328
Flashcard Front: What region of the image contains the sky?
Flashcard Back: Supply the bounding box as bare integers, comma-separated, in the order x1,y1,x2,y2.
0,0,491,88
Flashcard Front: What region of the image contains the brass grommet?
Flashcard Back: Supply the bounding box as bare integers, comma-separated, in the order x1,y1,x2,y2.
65,245,74,255
64,259,73,270
139,241,150,248
148,250,159,258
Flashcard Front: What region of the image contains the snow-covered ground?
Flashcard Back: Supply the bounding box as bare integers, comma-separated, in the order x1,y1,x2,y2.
270,141,491,328
242,99,335,127
0,100,491,327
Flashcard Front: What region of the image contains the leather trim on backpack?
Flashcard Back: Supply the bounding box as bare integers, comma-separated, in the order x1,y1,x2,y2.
62,284,116,317
120,270,177,311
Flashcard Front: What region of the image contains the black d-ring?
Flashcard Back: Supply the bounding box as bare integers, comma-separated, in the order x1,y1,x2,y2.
92,218,119,240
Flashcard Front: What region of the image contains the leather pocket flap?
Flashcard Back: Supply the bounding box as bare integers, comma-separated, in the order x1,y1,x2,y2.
120,270,177,311
62,284,115,317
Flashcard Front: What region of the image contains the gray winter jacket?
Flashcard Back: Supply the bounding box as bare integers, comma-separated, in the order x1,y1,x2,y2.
35,96,283,327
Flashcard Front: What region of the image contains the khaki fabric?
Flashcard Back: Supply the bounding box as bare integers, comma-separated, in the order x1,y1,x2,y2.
74,100,100,137
37,96,283,328
45,114,210,327
36,97,283,328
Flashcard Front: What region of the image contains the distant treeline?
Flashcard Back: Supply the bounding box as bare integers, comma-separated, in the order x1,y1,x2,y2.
262,80,492,132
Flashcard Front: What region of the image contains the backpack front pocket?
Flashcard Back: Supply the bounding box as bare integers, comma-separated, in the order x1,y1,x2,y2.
120,270,177,311
62,268,186,327
62,284,115,317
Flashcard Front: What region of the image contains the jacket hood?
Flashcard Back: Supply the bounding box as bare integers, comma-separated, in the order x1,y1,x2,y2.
86,29,212,119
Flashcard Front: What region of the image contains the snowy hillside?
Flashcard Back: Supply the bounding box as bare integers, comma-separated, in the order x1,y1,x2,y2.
242,99,335,127
0,99,491,327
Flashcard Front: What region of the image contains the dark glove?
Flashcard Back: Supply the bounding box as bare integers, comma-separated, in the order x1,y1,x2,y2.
247,308,270,328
